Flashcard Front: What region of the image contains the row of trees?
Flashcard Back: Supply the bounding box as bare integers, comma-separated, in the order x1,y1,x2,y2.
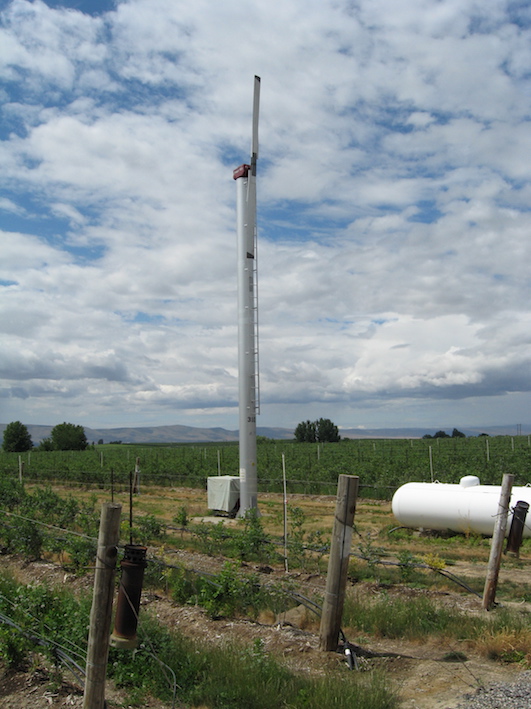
5,418,343,450
423,429,466,439
2,419,477,453
2,421,88,453
294,420,475,444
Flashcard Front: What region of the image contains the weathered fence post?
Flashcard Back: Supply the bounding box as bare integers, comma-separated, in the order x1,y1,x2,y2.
319,474,359,651
482,474,513,610
83,502,122,709
132,457,140,494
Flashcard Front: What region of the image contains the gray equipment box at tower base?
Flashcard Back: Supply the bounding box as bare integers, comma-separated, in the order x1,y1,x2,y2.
207,476,241,517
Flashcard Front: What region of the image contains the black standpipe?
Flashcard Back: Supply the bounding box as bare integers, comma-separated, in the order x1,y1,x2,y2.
505,501,529,557
111,468,147,649
110,544,148,649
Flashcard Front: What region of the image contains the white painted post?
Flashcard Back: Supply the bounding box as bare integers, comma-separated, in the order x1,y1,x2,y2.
282,453,288,572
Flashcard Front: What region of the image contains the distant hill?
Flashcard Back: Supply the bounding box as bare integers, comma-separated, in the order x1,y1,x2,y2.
0,422,528,445
0,423,294,445
339,426,530,439
339,425,531,438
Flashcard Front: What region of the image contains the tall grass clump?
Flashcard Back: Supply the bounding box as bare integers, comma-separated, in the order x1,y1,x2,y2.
472,606,531,665
343,590,464,639
343,588,531,665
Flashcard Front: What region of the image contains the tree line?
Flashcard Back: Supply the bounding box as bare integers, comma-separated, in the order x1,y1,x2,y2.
2,421,88,453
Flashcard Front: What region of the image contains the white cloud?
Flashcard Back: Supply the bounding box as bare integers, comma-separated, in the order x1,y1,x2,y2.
1,0,531,432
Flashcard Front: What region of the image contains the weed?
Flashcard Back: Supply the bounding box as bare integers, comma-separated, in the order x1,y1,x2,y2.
0,626,31,670
191,521,224,556
173,505,188,527
397,550,420,582
356,532,386,576
475,628,531,666
236,508,274,562
343,589,465,639
134,514,166,542
8,517,43,559
62,536,97,573
198,561,263,619
422,552,446,570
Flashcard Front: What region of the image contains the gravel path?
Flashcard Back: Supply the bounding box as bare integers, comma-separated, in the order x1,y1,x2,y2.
454,671,531,709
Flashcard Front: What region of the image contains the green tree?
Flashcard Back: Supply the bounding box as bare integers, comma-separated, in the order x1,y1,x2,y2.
294,420,317,443
2,421,33,453
316,418,340,443
294,418,340,443
49,422,88,451
451,428,466,438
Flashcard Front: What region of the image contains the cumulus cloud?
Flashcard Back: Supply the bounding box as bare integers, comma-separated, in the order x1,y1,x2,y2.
1,0,531,431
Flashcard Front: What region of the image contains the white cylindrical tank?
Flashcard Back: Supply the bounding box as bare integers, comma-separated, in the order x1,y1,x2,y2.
392,476,531,537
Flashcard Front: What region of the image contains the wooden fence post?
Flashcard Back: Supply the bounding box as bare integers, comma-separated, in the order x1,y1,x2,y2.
319,474,359,651
482,474,513,610
83,502,122,709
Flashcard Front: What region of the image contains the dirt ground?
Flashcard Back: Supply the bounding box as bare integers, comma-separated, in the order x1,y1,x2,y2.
2,487,531,708
1,554,528,709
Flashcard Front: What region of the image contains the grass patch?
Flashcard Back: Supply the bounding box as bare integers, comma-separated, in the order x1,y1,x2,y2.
0,570,399,709
342,587,531,665
343,589,464,639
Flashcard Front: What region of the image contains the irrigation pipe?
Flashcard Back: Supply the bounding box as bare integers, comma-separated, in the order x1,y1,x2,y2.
0,591,88,662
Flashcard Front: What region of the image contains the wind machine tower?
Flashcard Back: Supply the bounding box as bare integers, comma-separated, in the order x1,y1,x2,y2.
233,76,261,516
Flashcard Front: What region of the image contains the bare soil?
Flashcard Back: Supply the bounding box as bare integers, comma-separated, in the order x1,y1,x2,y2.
2,487,531,708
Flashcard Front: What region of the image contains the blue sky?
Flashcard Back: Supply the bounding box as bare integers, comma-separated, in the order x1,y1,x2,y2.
1,0,531,433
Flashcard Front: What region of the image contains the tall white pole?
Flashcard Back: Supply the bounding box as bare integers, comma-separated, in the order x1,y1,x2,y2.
234,76,261,516
282,453,288,572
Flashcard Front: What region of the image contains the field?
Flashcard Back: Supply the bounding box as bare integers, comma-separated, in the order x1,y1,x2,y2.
2,434,531,496
1,436,531,708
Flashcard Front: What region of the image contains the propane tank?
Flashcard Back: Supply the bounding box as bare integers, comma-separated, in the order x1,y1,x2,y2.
392,476,531,537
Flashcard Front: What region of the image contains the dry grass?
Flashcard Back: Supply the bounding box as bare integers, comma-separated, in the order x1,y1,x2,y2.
475,628,531,665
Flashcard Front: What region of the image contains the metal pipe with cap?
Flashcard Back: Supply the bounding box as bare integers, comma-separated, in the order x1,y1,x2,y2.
110,544,147,649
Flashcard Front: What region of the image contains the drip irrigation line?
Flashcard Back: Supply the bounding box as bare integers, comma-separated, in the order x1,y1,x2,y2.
1,502,484,602
0,592,88,663
351,553,483,598
117,581,178,708
273,589,322,617
142,650,178,709
149,551,325,617
0,609,86,684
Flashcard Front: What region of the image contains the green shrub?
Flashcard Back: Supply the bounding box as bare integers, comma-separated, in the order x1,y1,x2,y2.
198,562,263,619
0,625,31,669
135,514,166,542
